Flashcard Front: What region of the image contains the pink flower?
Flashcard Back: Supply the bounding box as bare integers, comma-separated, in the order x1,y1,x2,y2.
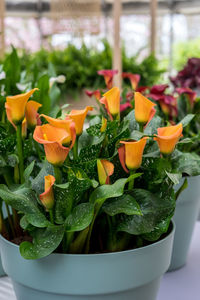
97,69,118,89
120,102,132,113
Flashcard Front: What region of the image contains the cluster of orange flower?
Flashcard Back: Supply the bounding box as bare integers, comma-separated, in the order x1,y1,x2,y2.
4,86,183,211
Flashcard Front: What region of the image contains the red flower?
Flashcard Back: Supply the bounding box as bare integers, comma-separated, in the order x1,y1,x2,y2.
97,69,118,89
175,87,197,107
122,72,140,90
85,90,101,101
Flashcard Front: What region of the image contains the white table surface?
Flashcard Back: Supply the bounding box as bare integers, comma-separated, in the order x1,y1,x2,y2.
1,222,200,300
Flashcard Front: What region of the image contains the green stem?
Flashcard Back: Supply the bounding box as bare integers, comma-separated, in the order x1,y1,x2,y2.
16,124,24,183
5,204,15,238
33,139,42,161
73,138,79,161
85,205,100,254
3,174,12,187
49,210,54,224
54,166,62,184
128,170,135,190
139,123,144,133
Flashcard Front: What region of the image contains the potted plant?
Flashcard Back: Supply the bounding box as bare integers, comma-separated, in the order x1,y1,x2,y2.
0,86,193,300
129,82,200,271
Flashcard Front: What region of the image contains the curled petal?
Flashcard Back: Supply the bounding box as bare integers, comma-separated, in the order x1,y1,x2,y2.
44,142,69,166
144,106,156,129
22,118,27,139
6,88,38,125
40,175,55,210
103,87,120,118
40,114,75,145
100,97,113,120
85,90,101,101
118,145,129,173
25,100,42,129
67,106,93,136
134,92,156,125
122,72,140,90
98,69,118,89
97,159,114,185
154,123,183,154
120,138,148,170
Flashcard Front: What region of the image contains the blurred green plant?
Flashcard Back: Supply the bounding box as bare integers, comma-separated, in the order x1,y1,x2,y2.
1,40,165,98
173,38,200,70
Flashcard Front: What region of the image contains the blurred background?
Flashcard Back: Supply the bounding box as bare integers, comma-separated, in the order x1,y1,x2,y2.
0,0,200,101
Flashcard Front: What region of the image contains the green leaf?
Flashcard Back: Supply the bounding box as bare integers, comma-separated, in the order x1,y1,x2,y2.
90,174,142,207
129,130,145,141
31,161,54,194
173,152,200,176
117,188,175,235
24,161,35,184
0,155,6,167
20,224,65,259
144,115,163,135
142,217,171,241
124,110,139,132
102,194,142,216
175,178,188,200
6,154,19,167
179,114,195,127
165,171,182,185
65,203,94,232
54,182,72,224
0,185,49,228
178,138,193,144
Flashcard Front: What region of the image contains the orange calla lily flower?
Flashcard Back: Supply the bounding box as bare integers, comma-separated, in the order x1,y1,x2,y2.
25,100,42,129
33,124,70,166
40,175,55,210
134,92,156,125
21,118,27,139
5,88,38,125
66,106,93,136
119,138,148,171
154,123,183,155
97,70,118,89
40,114,76,146
100,117,107,133
97,159,114,185
101,87,120,119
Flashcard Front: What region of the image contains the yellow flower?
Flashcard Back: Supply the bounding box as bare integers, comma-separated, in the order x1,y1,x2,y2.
40,175,55,210
134,92,156,125
25,100,42,129
120,138,148,170
97,159,114,185
101,87,120,119
40,114,76,146
67,106,93,136
154,123,183,154
5,88,38,125
33,124,70,166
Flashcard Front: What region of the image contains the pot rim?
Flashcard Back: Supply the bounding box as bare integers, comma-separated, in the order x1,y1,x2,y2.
0,220,175,258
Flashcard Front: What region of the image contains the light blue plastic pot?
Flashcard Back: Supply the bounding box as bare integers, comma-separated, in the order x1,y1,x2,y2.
0,223,175,300
0,203,7,276
169,175,200,271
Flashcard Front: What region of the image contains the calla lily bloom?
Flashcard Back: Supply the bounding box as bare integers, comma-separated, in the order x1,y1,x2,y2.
120,102,132,113
85,90,101,101
101,87,120,120
33,124,70,166
154,123,183,155
97,159,114,185
97,69,118,89
66,106,93,136
119,138,148,172
25,100,42,129
5,88,38,125
175,87,197,107
40,175,55,210
122,73,140,90
100,117,107,133
40,114,76,146
134,92,156,125
22,118,27,139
